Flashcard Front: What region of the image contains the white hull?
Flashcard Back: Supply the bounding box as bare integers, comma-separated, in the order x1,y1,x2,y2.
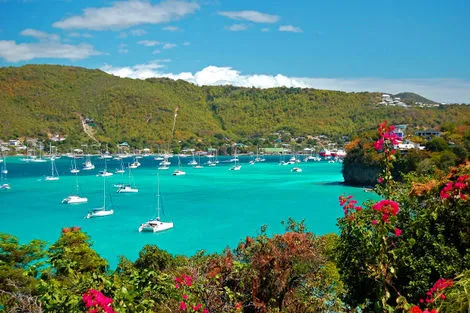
62,195,88,204
172,170,186,176
139,220,174,233
117,186,139,193
0,184,10,190
30,159,47,163
86,208,114,218
116,169,125,174
97,171,113,177
230,165,241,171
158,166,169,170
291,167,302,173
45,176,60,181
70,169,80,174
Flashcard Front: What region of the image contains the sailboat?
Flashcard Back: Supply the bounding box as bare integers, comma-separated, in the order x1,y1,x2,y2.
139,173,173,232
249,153,255,165
116,165,138,193
158,156,171,170
172,154,186,176
128,157,141,169
1,152,7,175
85,176,114,218
188,151,198,166
97,159,113,177
45,158,60,181
30,145,47,163
82,155,95,170
193,154,204,169
229,147,241,171
115,159,125,174
0,153,10,190
70,156,80,174
62,172,88,204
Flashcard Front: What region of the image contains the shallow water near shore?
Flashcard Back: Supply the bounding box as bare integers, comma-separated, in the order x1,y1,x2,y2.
0,155,377,268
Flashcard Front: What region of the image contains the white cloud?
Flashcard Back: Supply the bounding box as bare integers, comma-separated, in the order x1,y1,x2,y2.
69,32,93,38
118,43,128,54
219,10,279,23
163,43,176,49
20,28,60,41
129,28,147,36
226,24,249,31
261,28,269,32
163,26,182,31
100,64,470,103
183,41,190,46
53,0,200,30
137,40,160,47
279,25,303,33
101,61,168,79
0,40,101,62
152,49,161,54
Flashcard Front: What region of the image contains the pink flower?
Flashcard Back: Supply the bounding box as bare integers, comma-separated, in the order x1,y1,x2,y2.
192,304,202,311
180,301,187,311
182,294,188,300
394,228,402,237
203,308,209,313
440,190,450,199
378,177,384,183
373,199,400,216
372,220,378,225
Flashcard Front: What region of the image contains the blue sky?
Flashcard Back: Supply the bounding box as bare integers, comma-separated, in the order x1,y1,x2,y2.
1,0,469,103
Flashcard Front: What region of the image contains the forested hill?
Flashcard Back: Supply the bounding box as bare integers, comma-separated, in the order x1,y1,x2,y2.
1,64,469,148
393,92,438,104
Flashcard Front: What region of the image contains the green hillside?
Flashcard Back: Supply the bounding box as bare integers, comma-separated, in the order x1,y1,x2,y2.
1,65,469,150
394,92,438,104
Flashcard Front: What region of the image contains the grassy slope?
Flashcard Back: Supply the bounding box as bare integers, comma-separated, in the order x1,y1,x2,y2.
1,65,469,147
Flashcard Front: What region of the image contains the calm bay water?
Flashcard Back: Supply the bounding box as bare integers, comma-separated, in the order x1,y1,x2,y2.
0,155,376,268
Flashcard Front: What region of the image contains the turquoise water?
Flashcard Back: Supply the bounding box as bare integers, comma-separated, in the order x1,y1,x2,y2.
0,156,376,268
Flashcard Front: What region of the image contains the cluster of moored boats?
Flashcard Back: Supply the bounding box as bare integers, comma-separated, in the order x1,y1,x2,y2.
1,148,345,233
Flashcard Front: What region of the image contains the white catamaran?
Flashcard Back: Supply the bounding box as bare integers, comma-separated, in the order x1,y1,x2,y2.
139,173,173,233
86,176,114,218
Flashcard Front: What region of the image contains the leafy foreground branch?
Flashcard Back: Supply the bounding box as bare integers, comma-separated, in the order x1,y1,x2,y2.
1,122,469,313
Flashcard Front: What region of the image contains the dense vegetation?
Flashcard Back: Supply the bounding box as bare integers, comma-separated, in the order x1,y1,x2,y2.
1,65,470,152
1,122,469,312
343,122,470,186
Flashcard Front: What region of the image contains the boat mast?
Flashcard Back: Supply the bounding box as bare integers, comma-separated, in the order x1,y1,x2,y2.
103,176,106,209
157,173,161,219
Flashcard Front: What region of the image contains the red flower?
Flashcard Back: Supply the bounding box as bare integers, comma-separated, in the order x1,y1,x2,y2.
409,305,423,313
180,301,187,311
235,302,242,310
192,303,202,311
394,228,402,237
372,220,378,225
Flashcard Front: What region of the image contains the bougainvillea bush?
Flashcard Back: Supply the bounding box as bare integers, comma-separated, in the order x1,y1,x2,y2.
336,121,470,312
